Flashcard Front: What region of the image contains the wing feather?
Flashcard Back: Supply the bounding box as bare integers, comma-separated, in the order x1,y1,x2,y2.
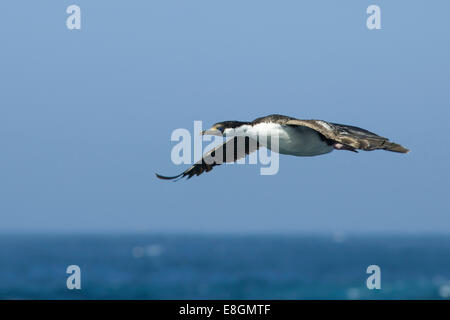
156,136,260,181
285,119,409,153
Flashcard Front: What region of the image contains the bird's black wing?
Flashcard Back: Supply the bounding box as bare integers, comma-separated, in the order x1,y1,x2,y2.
285,119,409,153
156,137,260,181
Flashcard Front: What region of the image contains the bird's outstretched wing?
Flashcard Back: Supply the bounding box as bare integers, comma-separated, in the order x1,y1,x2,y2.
285,119,409,153
156,136,260,181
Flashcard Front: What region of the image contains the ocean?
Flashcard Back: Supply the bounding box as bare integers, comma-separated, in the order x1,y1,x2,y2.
1,234,450,299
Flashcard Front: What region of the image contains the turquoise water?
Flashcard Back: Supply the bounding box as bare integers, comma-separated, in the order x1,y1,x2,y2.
1,234,450,299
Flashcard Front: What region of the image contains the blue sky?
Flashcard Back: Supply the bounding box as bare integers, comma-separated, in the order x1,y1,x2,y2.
1,1,449,233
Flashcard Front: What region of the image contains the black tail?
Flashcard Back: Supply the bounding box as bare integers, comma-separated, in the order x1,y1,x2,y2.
383,142,410,153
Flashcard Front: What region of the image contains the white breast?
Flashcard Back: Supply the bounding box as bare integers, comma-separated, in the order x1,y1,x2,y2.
244,123,333,157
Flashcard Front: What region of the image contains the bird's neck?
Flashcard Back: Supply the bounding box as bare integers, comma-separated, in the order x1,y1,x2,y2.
223,124,253,137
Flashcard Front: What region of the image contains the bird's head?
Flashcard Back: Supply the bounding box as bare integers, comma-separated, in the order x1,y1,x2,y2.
201,121,249,137
201,122,226,136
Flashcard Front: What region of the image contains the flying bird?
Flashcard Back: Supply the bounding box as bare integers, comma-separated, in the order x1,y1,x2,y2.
156,114,409,181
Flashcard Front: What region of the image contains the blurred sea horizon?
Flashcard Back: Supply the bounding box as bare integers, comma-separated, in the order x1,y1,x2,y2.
1,233,450,300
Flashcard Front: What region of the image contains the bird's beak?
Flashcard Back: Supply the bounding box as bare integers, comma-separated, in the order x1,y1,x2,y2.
201,128,222,136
